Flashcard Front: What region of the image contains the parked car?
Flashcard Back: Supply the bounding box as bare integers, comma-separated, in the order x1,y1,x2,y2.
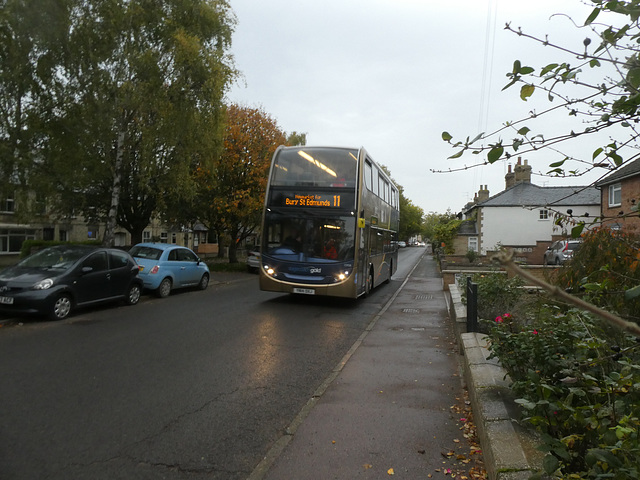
397,241,407,248
544,239,582,265
129,243,210,297
247,250,261,273
0,245,142,321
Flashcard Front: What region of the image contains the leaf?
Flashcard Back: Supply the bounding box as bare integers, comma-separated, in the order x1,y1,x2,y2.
520,84,535,101
442,131,453,142
549,159,566,168
517,126,530,135
540,63,559,76
543,454,559,474
624,284,640,301
571,223,585,238
512,59,522,74
585,7,600,25
387,467,395,475
448,150,464,159
487,146,504,163
470,132,484,144
592,147,603,160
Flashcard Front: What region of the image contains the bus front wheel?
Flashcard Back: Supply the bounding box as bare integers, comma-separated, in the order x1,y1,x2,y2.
365,269,374,296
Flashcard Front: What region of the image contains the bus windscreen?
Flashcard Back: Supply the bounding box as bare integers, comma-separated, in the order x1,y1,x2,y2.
271,147,359,187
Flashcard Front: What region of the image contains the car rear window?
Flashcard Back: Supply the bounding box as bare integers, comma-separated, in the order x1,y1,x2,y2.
130,246,162,261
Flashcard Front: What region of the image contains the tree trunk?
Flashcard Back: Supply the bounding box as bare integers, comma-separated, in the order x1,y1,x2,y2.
102,129,125,247
228,241,238,263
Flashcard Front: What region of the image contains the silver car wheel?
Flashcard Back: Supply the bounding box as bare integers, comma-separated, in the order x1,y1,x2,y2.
157,278,172,298
127,284,141,305
51,295,72,320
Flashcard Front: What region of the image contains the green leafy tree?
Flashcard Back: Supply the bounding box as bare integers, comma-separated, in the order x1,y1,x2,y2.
423,210,460,253
0,0,69,220
398,190,424,242
2,0,237,246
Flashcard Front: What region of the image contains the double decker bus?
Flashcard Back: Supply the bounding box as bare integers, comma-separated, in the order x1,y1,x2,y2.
259,146,399,298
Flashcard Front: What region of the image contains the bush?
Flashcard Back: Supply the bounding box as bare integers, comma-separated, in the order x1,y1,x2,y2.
466,272,528,324
487,306,640,479
557,227,640,322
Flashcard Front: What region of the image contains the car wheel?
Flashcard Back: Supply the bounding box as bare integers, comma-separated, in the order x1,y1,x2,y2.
50,294,72,321
198,273,209,290
156,278,172,298
126,283,142,305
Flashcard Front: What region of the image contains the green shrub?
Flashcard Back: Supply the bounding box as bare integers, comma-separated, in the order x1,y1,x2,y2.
557,227,640,322
467,272,528,324
487,307,640,479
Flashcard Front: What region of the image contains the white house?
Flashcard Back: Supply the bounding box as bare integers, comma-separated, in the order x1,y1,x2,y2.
461,158,600,262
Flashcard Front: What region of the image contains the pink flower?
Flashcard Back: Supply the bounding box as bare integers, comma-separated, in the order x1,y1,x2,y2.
533,330,539,335
503,313,512,319
495,316,503,323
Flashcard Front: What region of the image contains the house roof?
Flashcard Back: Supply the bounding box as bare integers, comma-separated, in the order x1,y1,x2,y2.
595,158,640,187
471,182,600,209
457,219,477,235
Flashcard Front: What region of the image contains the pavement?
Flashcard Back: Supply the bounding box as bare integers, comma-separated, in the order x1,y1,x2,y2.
245,252,544,480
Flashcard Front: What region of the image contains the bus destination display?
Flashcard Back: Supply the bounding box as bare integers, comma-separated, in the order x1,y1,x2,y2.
271,191,354,209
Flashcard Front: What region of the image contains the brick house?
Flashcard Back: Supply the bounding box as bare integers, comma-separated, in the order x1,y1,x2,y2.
594,158,640,236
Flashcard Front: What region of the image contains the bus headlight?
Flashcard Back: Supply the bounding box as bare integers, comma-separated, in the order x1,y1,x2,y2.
336,271,349,282
265,265,275,276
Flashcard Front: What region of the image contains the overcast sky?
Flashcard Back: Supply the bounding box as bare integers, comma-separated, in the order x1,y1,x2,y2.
225,0,609,214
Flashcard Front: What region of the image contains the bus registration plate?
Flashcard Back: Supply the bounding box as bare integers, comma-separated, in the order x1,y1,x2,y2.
293,287,315,295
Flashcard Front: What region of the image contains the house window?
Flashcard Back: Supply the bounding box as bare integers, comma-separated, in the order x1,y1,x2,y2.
171,233,177,244
609,183,622,207
59,230,68,242
160,232,168,242
143,230,151,242
0,228,36,253
1,193,15,213
43,228,54,241
468,237,478,252
87,226,99,239
539,209,549,220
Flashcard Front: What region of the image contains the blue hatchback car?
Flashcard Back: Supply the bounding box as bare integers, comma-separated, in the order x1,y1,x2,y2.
129,243,210,298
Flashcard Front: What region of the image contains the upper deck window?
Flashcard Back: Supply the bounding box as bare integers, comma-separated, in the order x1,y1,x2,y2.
271,147,358,187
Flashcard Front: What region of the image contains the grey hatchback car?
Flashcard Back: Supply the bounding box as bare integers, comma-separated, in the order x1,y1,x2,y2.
544,240,582,265
0,245,143,320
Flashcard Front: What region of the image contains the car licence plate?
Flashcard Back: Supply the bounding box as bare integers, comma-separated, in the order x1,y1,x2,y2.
293,287,315,295
0,296,14,305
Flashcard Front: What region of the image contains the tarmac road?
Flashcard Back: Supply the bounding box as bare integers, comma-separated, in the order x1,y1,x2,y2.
0,248,426,479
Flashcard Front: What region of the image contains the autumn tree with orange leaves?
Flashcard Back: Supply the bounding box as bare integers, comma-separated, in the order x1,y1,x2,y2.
197,104,292,263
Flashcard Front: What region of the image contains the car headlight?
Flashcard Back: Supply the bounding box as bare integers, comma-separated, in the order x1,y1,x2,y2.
33,278,54,290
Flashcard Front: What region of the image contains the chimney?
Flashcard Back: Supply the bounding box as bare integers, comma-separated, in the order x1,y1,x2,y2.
476,185,490,203
514,157,532,184
505,157,531,189
505,164,515,189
